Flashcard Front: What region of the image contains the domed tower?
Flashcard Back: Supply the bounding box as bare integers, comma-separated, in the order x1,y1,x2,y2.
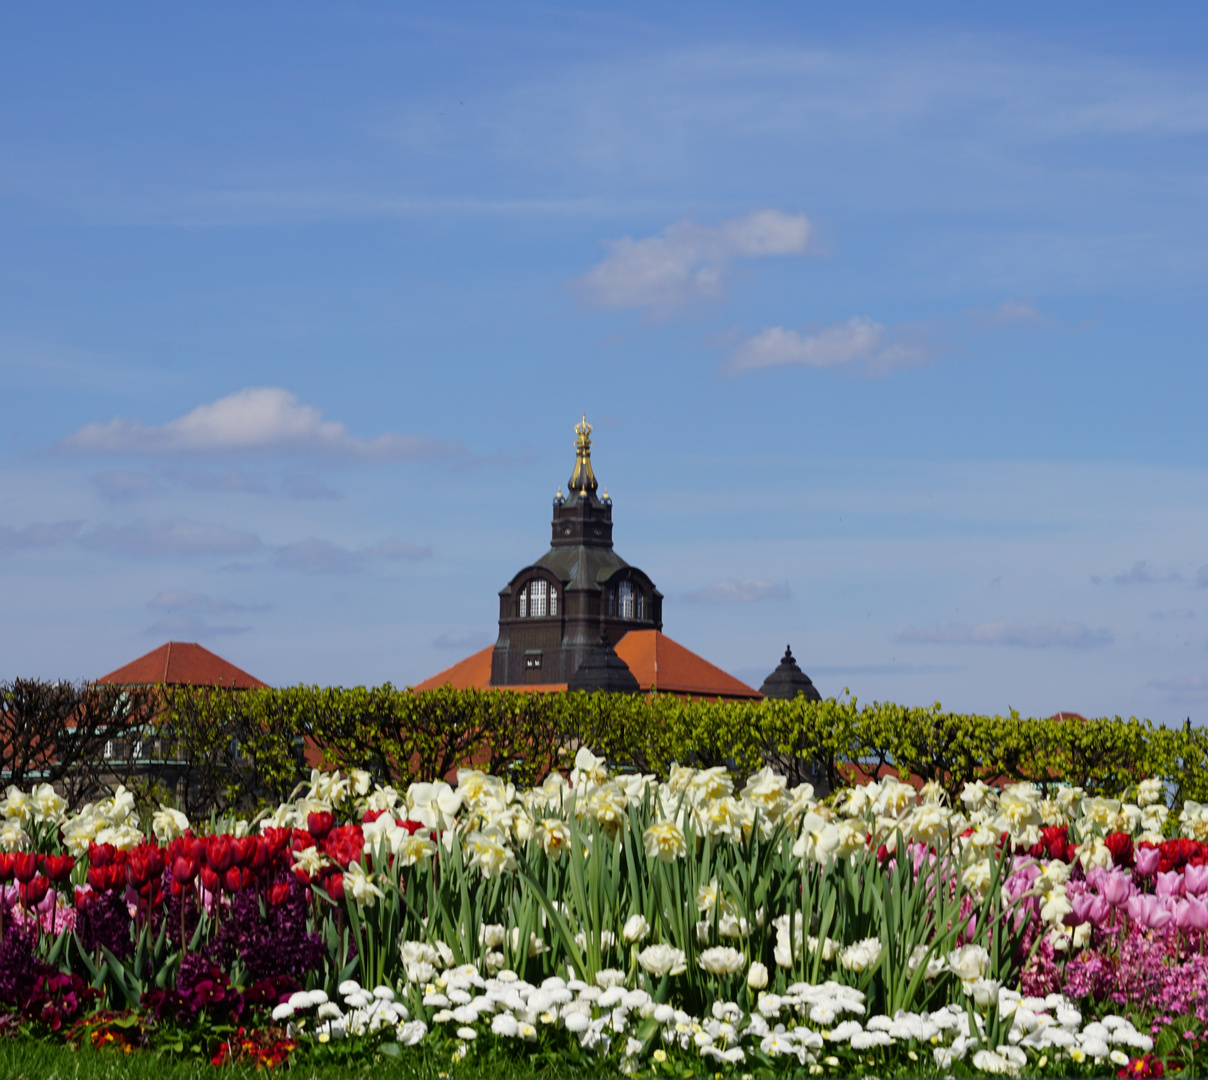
491,416,662,686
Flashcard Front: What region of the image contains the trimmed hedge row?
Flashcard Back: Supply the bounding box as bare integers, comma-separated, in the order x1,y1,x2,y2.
5,679,1203,817
145,685,1208,817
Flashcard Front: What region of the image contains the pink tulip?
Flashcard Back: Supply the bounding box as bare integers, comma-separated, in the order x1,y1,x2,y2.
1100,869,1133,907
1155,870,1184,899
1174,897,1208,931
1145,897,1174,931
1134,846,1160,877
1072,892,1110,927
1184,864,1208,897
1126,893,1174,930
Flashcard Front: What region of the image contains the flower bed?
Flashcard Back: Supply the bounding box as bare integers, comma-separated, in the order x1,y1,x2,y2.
1,756,1206,1076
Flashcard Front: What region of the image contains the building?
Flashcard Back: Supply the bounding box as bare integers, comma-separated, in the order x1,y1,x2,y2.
417,417,761,701
95,641,268,690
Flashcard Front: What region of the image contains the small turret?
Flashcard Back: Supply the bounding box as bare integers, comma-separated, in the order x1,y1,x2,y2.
759,645,821,701
568,628,640,694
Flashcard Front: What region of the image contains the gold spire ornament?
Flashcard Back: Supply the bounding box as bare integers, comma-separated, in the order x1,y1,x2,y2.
568,413,598,494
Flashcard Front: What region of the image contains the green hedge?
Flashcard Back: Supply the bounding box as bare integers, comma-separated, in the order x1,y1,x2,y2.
141,685,1207,817
5,679,1202,816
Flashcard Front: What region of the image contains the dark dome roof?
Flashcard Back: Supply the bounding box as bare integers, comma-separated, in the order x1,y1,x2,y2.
759,645,821,701
568,631,640,694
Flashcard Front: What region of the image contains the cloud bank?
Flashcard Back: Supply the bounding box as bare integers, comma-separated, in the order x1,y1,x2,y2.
900,619,1113,649
145,590,268,638
578,209,813,313
682,579,790,604
0,521,82,551
62,387,463,462
81,521,261,557
274,537,432,574
726,317,931,376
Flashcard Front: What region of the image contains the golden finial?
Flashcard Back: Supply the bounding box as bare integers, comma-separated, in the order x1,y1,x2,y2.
569,413,598,494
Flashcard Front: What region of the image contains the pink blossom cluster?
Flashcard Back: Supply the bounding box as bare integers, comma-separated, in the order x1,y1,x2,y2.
1021,849,1208,1034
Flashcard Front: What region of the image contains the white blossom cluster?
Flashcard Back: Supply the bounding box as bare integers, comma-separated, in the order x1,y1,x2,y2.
275,961,1155,1077
272,980,428,1046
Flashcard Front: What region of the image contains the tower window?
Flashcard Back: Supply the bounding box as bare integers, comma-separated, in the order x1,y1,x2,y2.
519,588,527,618
530,579,548,617
619,580,635,620
550,585,557,616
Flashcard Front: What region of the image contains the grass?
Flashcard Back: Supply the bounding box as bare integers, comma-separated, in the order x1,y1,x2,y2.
0,1037,635,1080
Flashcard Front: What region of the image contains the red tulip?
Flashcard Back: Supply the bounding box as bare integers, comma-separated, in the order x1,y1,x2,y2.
19,875,49,908
0,852,14,882
41,854,74,884
200,866,220,893
267,881,290,907
325,872,345,902
12,852,39,884
88,842,117,868
222,866,251,892
206,836,235,873
172,854,200,885
307,811,334,841
1105,831,1135,870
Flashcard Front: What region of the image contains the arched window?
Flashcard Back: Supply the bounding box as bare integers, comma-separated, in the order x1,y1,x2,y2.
519,588,527,618
530,579,548,617
636,589,645,621
550,585,558,616
619,580,635,620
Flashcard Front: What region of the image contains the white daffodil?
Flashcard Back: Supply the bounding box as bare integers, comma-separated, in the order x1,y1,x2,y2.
643,820,686,863
152,806,190,843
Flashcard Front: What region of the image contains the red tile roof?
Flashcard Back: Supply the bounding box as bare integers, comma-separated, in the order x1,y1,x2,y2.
95,642,268,689
413,631,759,701
412,647,567,693
614,630,759,700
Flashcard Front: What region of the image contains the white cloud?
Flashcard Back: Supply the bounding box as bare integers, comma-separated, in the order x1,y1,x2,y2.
725,317,931,375
900,619,1113,649
1115,560,1156,584
1112,560,1181,585
144,590,266,638
146,590,268,614
1149,674,1208,704
275,537,432,575
979,298,1044,326
177,471,270,494
61,387,464,462
0,521,81,551
82,521,261,557
92,471,162,502
577,209,813,312
281,474,340,500
682,578,790,604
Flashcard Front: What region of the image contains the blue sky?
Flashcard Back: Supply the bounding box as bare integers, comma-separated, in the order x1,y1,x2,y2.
2,3,1207,721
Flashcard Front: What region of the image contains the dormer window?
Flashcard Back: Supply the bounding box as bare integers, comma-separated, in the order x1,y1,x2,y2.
530,579,548,617
619,580,635,620
519,579,557,618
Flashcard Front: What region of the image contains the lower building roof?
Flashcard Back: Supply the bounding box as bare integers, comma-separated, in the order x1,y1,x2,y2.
412,629,759,700
95,642,268,689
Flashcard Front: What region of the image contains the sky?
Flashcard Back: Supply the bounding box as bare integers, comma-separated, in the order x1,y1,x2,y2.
2,3,1207,723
